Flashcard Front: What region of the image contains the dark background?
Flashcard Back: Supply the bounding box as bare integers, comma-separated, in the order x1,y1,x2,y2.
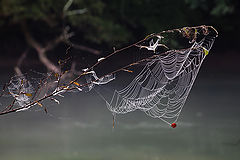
0,0,239,70
0,1,240,160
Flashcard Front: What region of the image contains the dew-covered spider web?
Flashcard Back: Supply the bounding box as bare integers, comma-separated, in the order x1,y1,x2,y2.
86,26,218,125
0,26,218,127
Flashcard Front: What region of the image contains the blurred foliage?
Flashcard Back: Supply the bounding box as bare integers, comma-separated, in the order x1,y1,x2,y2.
0,0,131,45
0,0,239,48
185,0,236,16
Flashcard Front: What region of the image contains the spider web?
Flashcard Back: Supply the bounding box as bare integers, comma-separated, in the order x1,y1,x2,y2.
0,26,217,125
91,30,217,125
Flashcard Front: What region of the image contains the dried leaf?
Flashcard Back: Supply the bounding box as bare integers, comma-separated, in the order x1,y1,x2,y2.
122,69,133,73
203,47,209,56
63,70,69,74
24,93,32,97
44,107,48,114
113,119,115,129
36,101,43,107
73,82,80,86
144,33,154,40
55,73,59,78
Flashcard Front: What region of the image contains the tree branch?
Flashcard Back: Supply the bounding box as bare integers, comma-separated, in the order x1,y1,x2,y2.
63,26,101,55
45,27,74,52
14,48,29,76
66,42,101,55
21,22,61,73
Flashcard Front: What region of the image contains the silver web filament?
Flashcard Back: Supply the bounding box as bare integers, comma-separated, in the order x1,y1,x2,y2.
105,32,217,125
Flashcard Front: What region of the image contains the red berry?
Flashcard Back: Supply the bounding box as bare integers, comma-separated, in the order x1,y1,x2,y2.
171,123,177,128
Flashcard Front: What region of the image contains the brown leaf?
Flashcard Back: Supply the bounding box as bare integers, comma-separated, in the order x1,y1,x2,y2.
73,82,80,86
122,69,133,73
36,101,43,107
44,107,48,114
24,93,32,97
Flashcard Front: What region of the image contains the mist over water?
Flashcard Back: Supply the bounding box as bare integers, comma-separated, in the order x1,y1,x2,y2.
0,65,240,160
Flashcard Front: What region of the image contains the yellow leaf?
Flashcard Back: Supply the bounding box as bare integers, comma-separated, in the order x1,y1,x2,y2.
82,72,87,75
144,33,154,40
183,27,190,37
195,28,198,34
36,101,43,107
24,93,32,97
73,82,80,86
55,73,59,78
203,47,209,56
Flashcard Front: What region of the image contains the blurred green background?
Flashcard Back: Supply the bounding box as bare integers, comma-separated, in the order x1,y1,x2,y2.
0,0,240,160
0,0,239,58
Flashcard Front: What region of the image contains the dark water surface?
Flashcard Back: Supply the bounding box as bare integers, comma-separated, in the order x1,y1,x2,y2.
0,69,240,160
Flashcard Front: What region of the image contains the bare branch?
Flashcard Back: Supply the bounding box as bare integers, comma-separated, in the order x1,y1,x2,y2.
63,26,101,55
45,27,74,52
14,48,29,76
66,42,101,55
21,22,61,73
